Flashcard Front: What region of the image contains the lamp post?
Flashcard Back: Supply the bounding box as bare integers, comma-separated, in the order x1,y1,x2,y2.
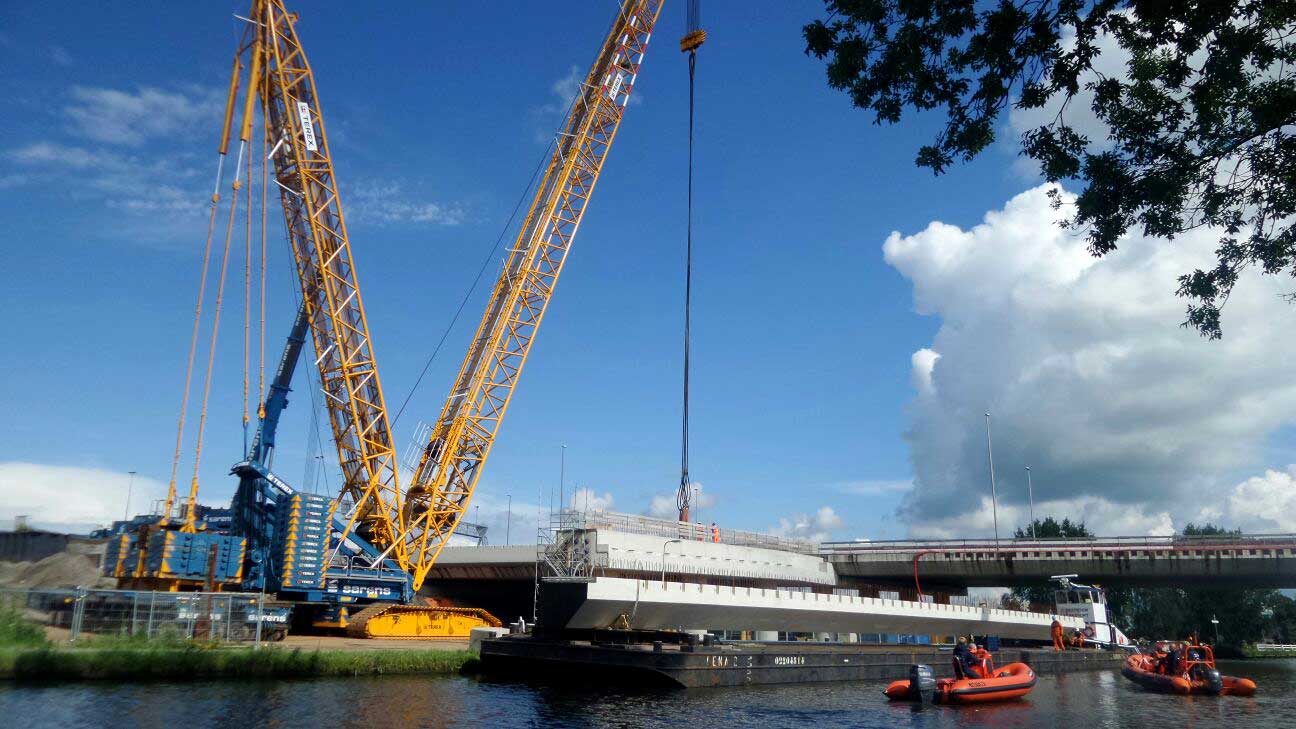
1026,466,1036,539
661,539,681,586
985,413,1000,548
1211,615,1220,645
124,471,137,523
559,444,567,515
505,494,512,546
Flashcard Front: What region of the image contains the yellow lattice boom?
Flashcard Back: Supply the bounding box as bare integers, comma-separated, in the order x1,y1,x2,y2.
400,0,665,590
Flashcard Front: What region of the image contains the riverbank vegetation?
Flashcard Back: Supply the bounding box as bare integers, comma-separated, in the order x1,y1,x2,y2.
1006,520,1296,652
0,601,475,681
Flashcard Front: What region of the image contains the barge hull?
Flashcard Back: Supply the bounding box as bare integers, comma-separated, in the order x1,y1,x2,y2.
480,637,1126,688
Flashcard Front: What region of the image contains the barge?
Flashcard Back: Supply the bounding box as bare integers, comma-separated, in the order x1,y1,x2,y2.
480,635,1126,688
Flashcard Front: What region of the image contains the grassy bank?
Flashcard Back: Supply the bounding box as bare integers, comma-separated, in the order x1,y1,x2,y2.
0,644,477,681
1240,645,1296,660
0,600,475,681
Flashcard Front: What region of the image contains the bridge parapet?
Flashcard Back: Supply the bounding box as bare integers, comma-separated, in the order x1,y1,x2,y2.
822,535,1296,589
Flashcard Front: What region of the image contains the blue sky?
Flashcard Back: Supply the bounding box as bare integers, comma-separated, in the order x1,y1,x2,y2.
4,1,1293,541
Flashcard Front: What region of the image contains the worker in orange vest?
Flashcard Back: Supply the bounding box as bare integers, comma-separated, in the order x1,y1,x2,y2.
710,522,720,543
1051,618,1065,652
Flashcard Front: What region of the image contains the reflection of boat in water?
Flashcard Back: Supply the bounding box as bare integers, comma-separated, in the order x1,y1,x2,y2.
1121,643,1256,696
885,650,1037,705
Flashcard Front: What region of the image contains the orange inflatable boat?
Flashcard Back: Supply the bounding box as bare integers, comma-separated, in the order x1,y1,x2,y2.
885,650,1036,705
1122,643,1256,696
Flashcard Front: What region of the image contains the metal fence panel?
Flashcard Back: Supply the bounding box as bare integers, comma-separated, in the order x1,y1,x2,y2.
1,587,283,643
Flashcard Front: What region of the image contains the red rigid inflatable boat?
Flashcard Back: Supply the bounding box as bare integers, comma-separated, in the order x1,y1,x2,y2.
885,650,1037,705
1122,643,1256,696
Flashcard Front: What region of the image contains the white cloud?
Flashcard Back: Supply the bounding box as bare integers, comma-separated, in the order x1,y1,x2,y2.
647,484,716,519
1197,466,1296,533
569,487,615,511
770,506,844,543
544,65,583,115
907,494,1174,539
0,462,168,533
11,141,106,168
348,181,464,226
885,184,1296,535
459,489,541,546
64,85,221,147
9,142,207,233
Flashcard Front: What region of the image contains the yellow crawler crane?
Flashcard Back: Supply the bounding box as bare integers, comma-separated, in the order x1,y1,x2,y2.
336,0,666,637
171,0,663,638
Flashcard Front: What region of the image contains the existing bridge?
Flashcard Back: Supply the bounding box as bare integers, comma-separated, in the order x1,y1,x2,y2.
823,534,1296,590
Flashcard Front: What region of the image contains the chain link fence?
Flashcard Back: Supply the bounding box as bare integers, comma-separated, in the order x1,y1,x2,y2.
1,587,290,644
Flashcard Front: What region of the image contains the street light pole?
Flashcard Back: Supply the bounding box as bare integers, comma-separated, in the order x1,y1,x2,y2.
559,444,567,515
661,539,681,586
506,494,512,546
985,413,1000,548
124,471,137,523
1026,466,1036,539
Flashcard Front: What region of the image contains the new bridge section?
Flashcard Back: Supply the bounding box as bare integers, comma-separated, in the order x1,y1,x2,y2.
822,534,1296,590
547,577,1083,638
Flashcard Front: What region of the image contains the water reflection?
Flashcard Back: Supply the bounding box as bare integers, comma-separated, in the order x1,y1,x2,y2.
0,660,1290,728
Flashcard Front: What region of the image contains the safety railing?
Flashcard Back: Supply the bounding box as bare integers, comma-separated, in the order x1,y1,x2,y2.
561,509,818,554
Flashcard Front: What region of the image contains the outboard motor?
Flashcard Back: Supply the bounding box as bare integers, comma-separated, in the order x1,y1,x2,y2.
909,664,937,704
1190,663,1224,695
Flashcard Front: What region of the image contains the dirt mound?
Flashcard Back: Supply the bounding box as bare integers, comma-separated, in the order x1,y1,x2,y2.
0,549,115,589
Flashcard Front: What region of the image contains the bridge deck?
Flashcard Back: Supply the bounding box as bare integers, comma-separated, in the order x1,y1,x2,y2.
560,577,1081,638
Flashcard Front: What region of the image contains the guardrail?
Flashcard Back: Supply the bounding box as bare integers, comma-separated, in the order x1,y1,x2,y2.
558,509,818,554
818,533,1296,554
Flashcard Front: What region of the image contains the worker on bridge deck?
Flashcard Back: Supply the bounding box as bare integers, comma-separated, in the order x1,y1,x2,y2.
710,522,720,543
1051,618,1065,651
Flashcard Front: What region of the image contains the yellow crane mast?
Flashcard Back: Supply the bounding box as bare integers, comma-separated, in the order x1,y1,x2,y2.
395,0,666,592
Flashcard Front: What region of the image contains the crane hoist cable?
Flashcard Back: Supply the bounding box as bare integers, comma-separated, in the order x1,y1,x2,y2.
677,0,705,523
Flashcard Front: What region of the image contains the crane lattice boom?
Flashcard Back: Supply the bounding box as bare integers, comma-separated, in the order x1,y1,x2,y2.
399,0,665,590
244,0,407,560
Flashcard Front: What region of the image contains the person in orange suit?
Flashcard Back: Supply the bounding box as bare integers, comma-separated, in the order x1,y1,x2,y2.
1051,618,1065,651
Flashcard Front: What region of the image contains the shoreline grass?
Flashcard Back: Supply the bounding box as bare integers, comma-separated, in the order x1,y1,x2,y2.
1,599,477,681
0,644,477,681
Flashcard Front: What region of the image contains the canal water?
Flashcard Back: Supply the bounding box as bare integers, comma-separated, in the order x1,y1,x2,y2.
2,660,1292,727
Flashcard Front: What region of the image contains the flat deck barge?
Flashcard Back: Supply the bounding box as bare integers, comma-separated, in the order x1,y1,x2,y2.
480,636,1125,688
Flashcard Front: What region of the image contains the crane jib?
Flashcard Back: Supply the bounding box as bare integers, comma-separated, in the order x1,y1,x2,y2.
401,0,664,591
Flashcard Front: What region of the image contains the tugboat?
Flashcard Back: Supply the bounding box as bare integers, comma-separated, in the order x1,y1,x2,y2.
1051,576,1133,649
1122,642,1256,696
885,647,1036,704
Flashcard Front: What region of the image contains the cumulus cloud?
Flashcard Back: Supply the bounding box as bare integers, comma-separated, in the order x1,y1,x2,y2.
885,184,1296,536
0,462,168,533
1196,466,1296,533
458,489,541,546
569,487,615,511
770,506,844,543
908,494,1174,540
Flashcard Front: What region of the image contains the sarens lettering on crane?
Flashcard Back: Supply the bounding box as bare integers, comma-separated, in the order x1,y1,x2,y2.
297,101,318,152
